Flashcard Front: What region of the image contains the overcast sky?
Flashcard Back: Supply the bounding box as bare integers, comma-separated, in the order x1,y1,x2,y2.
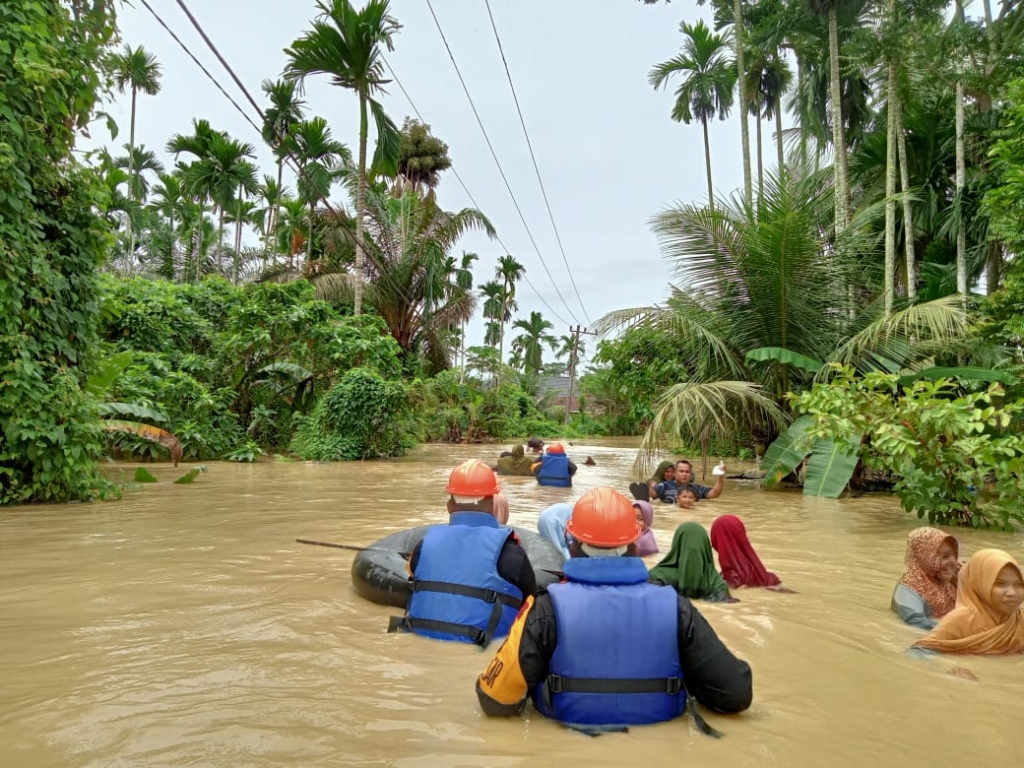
100,0,756,357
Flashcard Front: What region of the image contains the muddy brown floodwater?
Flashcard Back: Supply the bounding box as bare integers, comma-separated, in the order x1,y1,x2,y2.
1,439,1021,767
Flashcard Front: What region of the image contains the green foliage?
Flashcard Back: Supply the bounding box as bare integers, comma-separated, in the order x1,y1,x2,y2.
290,367,412,460
0,1,119,504
174,468,201,484
133,467,158,483
791,366,1024,530
982,80,1024,257
95,278,405,460
584,326,693,435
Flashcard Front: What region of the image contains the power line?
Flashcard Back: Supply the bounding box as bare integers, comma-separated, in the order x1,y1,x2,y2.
138,0,262,137
483,0,591,325
423,0,582,326
383,59,571,328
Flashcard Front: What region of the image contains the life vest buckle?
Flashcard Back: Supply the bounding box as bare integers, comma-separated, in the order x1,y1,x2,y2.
547,674,564,694
665,677,683,695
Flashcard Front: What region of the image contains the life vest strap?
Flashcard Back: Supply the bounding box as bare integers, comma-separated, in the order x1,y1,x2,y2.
411,579,522,610
388,594,508,649
546,674,684,696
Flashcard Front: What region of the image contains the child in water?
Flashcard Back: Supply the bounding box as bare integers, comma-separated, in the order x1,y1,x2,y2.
675,485,699,509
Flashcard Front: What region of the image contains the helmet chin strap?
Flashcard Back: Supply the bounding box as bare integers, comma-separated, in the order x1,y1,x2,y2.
580,543,628,558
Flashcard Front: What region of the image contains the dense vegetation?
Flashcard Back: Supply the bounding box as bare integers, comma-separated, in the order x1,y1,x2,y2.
5,0,1024,529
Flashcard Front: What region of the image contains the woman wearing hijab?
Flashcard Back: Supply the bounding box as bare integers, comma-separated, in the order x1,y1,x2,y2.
648,522,733,602
496,445,536,477
710,515,789,591
891,527,959,630
913,549,1024,655
537,502,573,559
632,500,659,557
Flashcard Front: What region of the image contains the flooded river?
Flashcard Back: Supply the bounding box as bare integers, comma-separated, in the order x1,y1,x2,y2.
1,439,1021,767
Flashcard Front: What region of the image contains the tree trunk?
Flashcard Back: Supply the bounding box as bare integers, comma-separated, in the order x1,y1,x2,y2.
955,78,967,302
774,90,785,171
702,116,714,209
307,201,314,267
756,110,764,203
126,86,138,270
734,0,752,207
884,60,898,316
895,105,916,299
234,189,243,283
354,94,369,316
828,5,851,233
274,158,284,263
217,207,225,275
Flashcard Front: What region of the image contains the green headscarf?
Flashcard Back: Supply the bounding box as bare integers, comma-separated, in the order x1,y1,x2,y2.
648,460,675,484
648,522,730,601
496,444,535,476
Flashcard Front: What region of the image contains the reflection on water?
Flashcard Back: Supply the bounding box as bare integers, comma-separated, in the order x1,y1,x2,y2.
1,440,1022,767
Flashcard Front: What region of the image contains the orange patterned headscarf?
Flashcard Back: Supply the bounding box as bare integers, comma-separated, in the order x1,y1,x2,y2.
914,549,1024,655
898,527,958,619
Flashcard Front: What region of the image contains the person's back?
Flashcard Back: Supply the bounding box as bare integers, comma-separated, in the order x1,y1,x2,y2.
390,460,537,647
535,443,576,488
477,487,752,729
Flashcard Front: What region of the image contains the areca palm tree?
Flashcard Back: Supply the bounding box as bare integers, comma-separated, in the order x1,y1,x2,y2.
261,78,306,250
650,20,736,207
110,44,162,256
453,251,478,374
597,161,974,475
495,254,525,374
168,120,224,280
285,0,402,316
805,0,868,233
182,133,258,278
479,280,505,348
113,145,164,201
288,117,351,266
512,311,558,375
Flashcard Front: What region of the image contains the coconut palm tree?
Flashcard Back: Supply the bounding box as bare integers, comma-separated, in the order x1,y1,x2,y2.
110,44,162,256
649,20,736,208
287,117,351,266
261,78,306,250
511,311,558,375
597,160,975,476
285,0,402,316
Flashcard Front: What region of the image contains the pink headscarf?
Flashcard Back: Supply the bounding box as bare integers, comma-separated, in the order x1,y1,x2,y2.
632,501,658,556
492,492,510,525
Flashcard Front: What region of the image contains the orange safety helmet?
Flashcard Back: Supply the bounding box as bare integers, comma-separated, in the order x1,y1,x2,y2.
445,459,500,498
566,487,642,548
547,443,565,454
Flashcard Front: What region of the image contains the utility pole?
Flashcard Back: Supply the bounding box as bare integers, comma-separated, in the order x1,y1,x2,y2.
564,324,597,426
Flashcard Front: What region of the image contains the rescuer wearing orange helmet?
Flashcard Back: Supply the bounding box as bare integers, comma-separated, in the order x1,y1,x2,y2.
388,460,537,647
531,442,577,488
476,487,752,730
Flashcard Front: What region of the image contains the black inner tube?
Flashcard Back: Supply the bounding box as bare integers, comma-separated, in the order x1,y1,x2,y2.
351,525,566,608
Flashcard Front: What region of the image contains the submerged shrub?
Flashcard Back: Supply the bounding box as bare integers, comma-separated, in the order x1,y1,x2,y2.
290,368,413,460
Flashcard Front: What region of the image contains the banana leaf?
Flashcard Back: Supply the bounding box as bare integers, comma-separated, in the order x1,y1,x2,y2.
745,347,823,373
174,469,201,484
99,402,168,422
103,420,184,467
761,416,814,489
898,367,1021,386
86,351,135,397
803,436,862,498
133,467,158,483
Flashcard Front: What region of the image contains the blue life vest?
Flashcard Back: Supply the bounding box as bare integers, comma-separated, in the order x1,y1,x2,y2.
393,512,523,647
537,452,572,487
532,557,686,727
